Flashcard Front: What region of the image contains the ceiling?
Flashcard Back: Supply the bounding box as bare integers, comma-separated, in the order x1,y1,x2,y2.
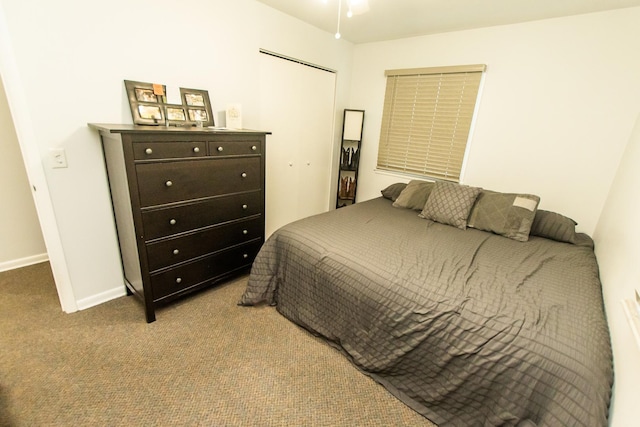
255,0,640,43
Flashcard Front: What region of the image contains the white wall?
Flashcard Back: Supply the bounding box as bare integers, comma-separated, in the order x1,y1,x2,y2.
0,0,354,305
0,77,46,270
348,8,640,425
593,113,640,426
3,0,638,423
350,8,640,236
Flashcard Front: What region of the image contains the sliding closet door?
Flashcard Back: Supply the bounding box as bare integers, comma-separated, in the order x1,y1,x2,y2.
259,52,336,237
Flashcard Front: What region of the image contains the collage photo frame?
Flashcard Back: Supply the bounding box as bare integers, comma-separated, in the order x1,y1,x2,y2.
124,80,214,127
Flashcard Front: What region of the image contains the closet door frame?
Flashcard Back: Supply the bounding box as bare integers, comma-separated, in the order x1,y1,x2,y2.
259,50,337,237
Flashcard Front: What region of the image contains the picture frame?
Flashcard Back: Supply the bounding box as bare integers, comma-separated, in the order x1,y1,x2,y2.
138,104,163,121
134,88,158,103
125,80,167,125
188,108,208,122
180,87,214,126
343,109,365,141
165,105,188,125
124,80,215,127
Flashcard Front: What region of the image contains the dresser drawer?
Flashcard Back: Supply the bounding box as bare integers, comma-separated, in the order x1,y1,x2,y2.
150,240,262,301
136,157,261,207
146,217,264,272
133,141,206,160
209,140,262,156
141,191,262,240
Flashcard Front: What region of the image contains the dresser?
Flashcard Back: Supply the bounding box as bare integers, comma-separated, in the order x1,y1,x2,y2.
89,124,269,322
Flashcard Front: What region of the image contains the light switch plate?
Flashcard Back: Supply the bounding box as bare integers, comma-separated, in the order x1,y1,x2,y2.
50,148,68,168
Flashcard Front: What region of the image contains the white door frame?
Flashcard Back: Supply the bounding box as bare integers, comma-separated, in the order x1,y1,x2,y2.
0,4,76,312
259,49,338,236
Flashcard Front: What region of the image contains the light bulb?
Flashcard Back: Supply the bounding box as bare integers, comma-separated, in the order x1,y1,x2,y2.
335,32,341,39
347,9,353,18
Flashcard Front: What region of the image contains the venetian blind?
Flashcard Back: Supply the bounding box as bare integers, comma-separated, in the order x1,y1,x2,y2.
377,64,485,182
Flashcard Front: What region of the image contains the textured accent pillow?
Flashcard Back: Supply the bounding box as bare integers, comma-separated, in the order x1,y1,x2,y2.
392,180,435,210
419,181,482,229
530,210,578,244
467,190,540,242
381,182,407,201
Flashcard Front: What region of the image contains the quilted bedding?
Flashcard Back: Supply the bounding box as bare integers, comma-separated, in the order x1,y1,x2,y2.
240,197,613,426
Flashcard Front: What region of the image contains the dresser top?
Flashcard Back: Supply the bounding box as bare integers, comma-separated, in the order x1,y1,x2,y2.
88,123,270,135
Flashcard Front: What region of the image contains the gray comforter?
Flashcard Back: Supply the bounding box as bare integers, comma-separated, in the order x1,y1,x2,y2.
240,197,613,426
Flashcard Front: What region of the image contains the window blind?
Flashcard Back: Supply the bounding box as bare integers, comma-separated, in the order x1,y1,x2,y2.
377,64,485,182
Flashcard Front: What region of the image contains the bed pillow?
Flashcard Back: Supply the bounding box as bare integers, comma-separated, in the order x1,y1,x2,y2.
530,210,578,244
381,182,407,202
467,190,540,242
419,181,482,229
392,180,435,210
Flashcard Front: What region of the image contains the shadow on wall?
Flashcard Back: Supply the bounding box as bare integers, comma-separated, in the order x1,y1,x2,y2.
592,112,640,426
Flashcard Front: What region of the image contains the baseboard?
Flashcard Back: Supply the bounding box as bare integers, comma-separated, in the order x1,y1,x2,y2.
0,253,49,273
76,284,127,311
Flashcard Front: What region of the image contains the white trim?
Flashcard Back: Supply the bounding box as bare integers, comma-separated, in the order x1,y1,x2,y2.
622,299,640,352
76,285,127,311
259,49,337,74
0,253,49,273
458,70,487,184
0,4,77,313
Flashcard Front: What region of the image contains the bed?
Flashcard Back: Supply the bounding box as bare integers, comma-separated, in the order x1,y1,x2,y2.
239,180,613,426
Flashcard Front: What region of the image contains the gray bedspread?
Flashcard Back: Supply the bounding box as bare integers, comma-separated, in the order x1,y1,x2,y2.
240,197,613,426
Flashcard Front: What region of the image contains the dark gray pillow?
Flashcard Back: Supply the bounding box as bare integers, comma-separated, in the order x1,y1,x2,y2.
467,190,540,242
419,181,482,229
530,210,578,244
381,182,407,202
392,180,435,210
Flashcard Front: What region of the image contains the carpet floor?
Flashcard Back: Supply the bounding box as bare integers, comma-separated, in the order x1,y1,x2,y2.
0,262,435,426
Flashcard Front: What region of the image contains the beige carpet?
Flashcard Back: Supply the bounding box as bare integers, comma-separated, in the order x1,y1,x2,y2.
0,262,436,426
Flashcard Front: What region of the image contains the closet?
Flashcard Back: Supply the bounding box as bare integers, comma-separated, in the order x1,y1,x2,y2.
259,51,337,237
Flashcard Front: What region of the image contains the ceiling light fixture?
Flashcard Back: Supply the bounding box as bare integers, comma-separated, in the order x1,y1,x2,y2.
335,0,342,39
331,0,370,40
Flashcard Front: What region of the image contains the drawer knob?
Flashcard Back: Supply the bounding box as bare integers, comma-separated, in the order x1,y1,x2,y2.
251,145,257,151
165,180,173,187
193,147,200,153
241,172,247,178
242,229,248,235
242,204,248,210
173,249,180,255
217,146,224,152
176,277,182,284
169,219,177,225
243,254,249,259
145,148,153,155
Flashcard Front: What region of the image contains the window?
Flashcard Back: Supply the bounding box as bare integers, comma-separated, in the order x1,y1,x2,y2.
377,64,485,182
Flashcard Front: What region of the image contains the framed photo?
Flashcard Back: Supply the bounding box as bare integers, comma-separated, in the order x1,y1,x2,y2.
184,93,205,107
135,88,158,103
180,88,214,126
125,80,167,125
166,105,187,122
138,104,163,120
188,108,208,122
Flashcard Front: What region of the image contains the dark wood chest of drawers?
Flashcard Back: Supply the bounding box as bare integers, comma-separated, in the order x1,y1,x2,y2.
90,124,269,322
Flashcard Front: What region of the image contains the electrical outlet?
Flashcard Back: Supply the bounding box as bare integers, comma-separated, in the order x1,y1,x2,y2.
50,148,68,168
